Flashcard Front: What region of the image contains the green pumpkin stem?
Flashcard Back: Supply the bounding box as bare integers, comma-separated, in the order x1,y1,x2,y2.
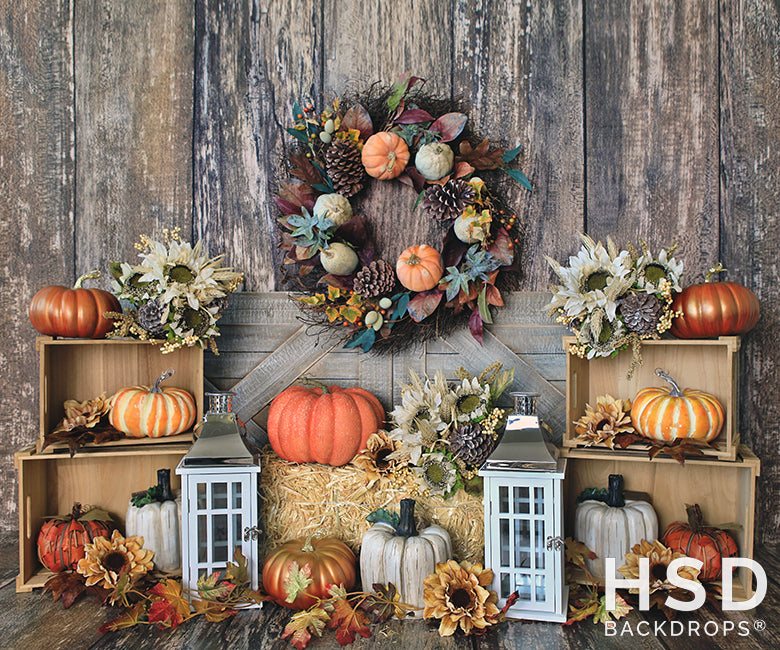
704,263,726,283
150,367,175,393
655,368,683,397
297,377,330,393
73,270,102,289
396,498,419,537
606,474,625,508
686,503,705,532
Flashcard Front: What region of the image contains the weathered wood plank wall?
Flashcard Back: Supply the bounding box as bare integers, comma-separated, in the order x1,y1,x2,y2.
1,0,779,542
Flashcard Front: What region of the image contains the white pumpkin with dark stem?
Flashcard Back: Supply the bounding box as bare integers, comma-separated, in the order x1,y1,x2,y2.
574,474,658,580
360,498,452,610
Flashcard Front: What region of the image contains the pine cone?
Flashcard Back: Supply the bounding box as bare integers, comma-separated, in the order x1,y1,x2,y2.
620,293,663,336
325,139,366,198
449,423,497,468
353,260,395,298
137,299,166,337
421,179,476,221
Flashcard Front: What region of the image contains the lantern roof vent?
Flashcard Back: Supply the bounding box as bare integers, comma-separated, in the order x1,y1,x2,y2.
180,392,256,468
480,392,559,472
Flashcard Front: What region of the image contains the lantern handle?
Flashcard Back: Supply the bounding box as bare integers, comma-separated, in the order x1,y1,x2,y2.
150,368,175,393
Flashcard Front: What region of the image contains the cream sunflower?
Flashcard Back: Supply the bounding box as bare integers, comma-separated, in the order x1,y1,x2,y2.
423,560,500,636
635,247,683,293
76,529,154,589
391,371,448,433
574,309,627,359
412,452,458,496
450,377,491,423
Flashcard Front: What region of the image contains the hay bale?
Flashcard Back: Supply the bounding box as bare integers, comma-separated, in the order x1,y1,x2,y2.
259,448,484,563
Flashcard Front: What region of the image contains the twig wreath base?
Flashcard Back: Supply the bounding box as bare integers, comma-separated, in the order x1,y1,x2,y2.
275,74,530,355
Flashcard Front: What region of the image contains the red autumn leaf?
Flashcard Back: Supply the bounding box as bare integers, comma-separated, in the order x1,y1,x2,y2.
485,284,504,307
148,598,185,630
318,273,355,291
459,139,505,169
289,153,322,185
487,227,515,265
430,112,467,142
407,290,443,322
327,597,371,645
278,181,316,212
469,306,484,344
394,108,434,124
341,103,374,139
275,196,304,217
453,161,474,179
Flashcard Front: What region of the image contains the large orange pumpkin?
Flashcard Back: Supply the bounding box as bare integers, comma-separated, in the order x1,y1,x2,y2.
267,383,384,466
361,132,410,180
396,245,444,292
37,504,113,573
109,368,197,438
670,267,759,339
262,536,357,610
28,271,120,339
661,504,738,581
630,370,725,443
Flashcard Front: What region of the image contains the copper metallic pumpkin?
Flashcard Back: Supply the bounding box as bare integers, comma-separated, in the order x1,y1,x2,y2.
28,271,120,339
37,504,113,573
267,383,384,466
262,536,357,610
630,370,724,443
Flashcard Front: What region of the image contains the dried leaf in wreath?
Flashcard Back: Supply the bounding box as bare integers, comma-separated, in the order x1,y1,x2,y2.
44,571,109,609
458,139,506,170
360,583,409,622
289,153,323,186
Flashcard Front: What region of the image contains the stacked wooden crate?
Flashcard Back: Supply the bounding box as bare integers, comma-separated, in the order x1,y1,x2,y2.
560,335,759,599
15,337,202,592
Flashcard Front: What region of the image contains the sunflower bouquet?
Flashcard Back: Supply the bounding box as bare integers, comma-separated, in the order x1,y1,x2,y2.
545,235,683,371
108,228,243,353
387,363,513,497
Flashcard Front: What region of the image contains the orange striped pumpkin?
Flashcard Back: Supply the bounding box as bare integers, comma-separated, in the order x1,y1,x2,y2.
109,368,196,438
267,383,384,466
630,370,724,443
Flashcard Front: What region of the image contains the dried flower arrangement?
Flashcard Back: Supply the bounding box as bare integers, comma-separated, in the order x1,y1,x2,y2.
545,236,683,375
107,227,243,353
276,73,530,353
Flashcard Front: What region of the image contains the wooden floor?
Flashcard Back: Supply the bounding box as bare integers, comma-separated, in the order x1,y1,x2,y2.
1,533,778,649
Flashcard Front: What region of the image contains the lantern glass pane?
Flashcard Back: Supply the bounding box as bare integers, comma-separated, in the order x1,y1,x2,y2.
500,573,511,598
197,483,207,510
233,513,243,546
534,487,544,515
513,486,530,514
515,573,531,601
514,519,530,568
232,482,242,509
535,518,545,569
499,486,509,513
212,483,228,509
500,519,510,566
197,515,208,563
213,514,228,563
535,574,547,601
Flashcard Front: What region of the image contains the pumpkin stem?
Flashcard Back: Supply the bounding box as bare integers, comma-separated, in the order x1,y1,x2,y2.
704,263,726,283
301,534,316,553
686,503,705,532
654,368,683,397
150,368,175,393
405,253,421,266
157,469,174,502
71,503,83,520
73,270,102,289
606,474,625,508
396,498,419,537
297,377,330,393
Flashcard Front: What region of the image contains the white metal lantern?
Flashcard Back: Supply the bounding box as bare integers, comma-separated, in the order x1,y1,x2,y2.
177,392,262,601
479,392,568,622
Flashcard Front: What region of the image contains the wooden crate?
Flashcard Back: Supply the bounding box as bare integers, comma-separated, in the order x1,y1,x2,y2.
564,335,740,460
36,337,204,453
561,445,760,599
15,443,189,592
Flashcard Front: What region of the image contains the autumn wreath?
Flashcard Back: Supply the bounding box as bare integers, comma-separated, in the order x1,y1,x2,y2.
275,73,530,353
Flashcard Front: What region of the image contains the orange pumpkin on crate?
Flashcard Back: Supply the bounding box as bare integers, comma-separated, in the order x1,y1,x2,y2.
268,382,384,466
262,535,357,610
37,504,113,573
630,369,724,443
396,245,444,292
28,271,120,339
361,131,410,180
109,368,197,438
661,504,738,581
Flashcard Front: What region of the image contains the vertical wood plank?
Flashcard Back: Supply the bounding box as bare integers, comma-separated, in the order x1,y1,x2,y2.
195,0,321,291
720,0,780,544
75,0,194,270
585,0,719,269
454,0,584,291
0,0,74,524
321,0,452,266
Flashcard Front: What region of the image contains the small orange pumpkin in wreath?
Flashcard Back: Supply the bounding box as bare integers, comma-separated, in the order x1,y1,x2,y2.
361,131,410,180
396,244,444,292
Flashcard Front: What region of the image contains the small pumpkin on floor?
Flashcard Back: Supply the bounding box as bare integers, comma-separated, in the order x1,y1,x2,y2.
661,504,738,581
360,498,452,610
37,503,114,573
574,474,658,580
